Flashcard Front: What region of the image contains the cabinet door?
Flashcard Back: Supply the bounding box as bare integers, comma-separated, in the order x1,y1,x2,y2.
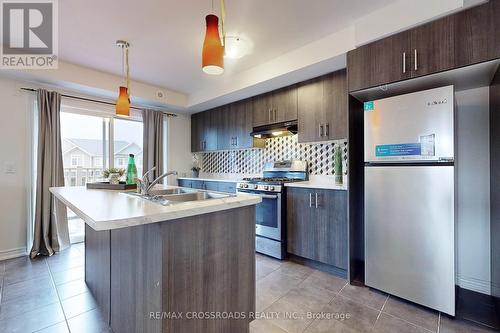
233,98,254,149
252,93,273,127
178,179,192,188
191,113,202,152
297,77,323,143
218,182,236,193
324,70,348,140
273,85,297,123
411,16,455,77
315,190,348,269
287,188,315,259
454,2,491,67
204,109,218,151
216,105,233,150
191,180,204,189
347,31,411,92
204,181,219,191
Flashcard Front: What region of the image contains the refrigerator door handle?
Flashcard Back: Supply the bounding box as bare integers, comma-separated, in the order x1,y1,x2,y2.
315,193,318,208
309,193,312,208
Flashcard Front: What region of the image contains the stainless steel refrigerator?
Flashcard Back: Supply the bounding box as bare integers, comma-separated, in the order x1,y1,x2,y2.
364,86,455,316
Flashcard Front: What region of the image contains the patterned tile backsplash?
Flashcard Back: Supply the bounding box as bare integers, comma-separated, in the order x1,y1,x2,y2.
194,135,348,176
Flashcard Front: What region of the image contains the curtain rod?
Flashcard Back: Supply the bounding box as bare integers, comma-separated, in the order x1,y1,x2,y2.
20,87,178,117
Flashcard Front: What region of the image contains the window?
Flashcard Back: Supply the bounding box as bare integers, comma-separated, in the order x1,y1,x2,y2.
116,157,126,167
114,118,143,176
70,154,83,167
59,108,144,244
93,157,102,167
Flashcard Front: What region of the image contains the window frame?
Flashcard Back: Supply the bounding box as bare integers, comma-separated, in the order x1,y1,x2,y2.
60,104,144,173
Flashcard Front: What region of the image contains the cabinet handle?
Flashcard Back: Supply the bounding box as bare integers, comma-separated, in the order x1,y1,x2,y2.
414,49,418,71
268,109,271,122
235,137,238,147
325,123,329,137
309,193,312,208
315,193,318,208
318,124,324,137
402,52,406,74
273,109,277,121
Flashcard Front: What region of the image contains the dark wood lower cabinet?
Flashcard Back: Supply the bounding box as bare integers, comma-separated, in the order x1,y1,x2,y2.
85,207,256,333
85,224,111,324
287,187,347,270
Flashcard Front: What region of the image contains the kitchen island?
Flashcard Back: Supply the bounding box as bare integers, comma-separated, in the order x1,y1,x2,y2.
50,185,261,333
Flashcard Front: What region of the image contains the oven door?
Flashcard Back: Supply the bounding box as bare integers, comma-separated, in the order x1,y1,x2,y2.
237,190,282,241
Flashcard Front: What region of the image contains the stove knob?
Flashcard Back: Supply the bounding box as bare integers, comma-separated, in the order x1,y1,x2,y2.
253,184,258,189
269,186,275,191
263,185,269,191
243,184,248,188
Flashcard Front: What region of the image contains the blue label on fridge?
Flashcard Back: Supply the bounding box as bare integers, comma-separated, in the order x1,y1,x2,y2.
376,143,421,157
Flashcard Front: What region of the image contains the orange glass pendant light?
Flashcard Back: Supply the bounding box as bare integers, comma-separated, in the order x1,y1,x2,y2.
116,86,130,116
202,14,224,75
116,40,131,116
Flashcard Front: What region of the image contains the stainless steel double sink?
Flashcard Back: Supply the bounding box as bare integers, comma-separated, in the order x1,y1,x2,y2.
124,187,235,206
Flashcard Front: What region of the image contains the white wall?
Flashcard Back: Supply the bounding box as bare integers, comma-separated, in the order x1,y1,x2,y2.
456,87,491,294
166,114,192,185
0,77,32,260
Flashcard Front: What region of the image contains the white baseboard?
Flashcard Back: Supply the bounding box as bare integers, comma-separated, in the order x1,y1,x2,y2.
0,247,27,261
457,275,491,295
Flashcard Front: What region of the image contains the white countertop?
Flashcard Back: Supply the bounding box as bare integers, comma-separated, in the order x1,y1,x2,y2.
285,181,347,190
50,185,261,231
284,175,348,190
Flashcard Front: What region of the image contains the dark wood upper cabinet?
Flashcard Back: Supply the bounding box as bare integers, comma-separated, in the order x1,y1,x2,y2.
252,93,273,127
216,105,232,150
191,111,217,152
273,85,298,123
297,77,323,143
347,1,498,92
252,85,297,127
347,31,411,92
298,69,347,143
454,1,500,68
324,69,348,140
410,15,455,77
233,98,256,149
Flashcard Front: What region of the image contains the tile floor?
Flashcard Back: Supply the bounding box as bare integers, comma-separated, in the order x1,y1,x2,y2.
0,244,495,333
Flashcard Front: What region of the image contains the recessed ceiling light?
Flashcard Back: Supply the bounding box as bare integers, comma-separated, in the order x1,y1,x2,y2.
224,36,249,59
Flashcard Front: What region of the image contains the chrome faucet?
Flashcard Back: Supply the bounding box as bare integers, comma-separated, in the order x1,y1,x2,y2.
136,167,178,196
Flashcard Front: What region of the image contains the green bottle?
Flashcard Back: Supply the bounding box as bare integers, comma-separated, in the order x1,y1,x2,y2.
126,154,138,185
334,145,343,185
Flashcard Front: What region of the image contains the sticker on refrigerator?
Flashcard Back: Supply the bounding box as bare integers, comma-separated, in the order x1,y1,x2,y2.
420,134,435,156
364,101,374,111
375,143,421,157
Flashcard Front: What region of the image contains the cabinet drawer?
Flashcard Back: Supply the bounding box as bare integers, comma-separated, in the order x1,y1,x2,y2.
178,179,192,188
204,181,219,191
218,182,236,193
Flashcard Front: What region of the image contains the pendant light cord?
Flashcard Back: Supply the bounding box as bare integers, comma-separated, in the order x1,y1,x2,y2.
125,47,130,95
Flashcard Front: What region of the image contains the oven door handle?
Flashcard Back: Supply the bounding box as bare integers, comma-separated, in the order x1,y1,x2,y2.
238,191,278,199
254,193,279,199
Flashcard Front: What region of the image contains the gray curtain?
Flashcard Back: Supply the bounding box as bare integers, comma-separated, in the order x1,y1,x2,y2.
30,89,70,258
142,109,164,181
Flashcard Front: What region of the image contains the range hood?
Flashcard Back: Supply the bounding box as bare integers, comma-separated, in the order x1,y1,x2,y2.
250,120,298,139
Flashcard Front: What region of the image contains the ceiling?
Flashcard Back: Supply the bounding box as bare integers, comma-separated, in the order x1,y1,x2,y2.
59,0,397,96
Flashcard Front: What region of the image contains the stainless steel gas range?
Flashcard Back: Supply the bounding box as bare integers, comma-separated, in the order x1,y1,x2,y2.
236,160,308,259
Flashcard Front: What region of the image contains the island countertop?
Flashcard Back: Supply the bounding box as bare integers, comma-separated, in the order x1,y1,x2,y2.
50,185,261,231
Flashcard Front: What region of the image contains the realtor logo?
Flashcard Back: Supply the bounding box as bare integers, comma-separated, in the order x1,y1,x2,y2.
1,0,58,69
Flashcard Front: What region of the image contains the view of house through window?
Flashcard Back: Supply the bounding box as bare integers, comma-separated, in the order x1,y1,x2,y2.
60,109,144,243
